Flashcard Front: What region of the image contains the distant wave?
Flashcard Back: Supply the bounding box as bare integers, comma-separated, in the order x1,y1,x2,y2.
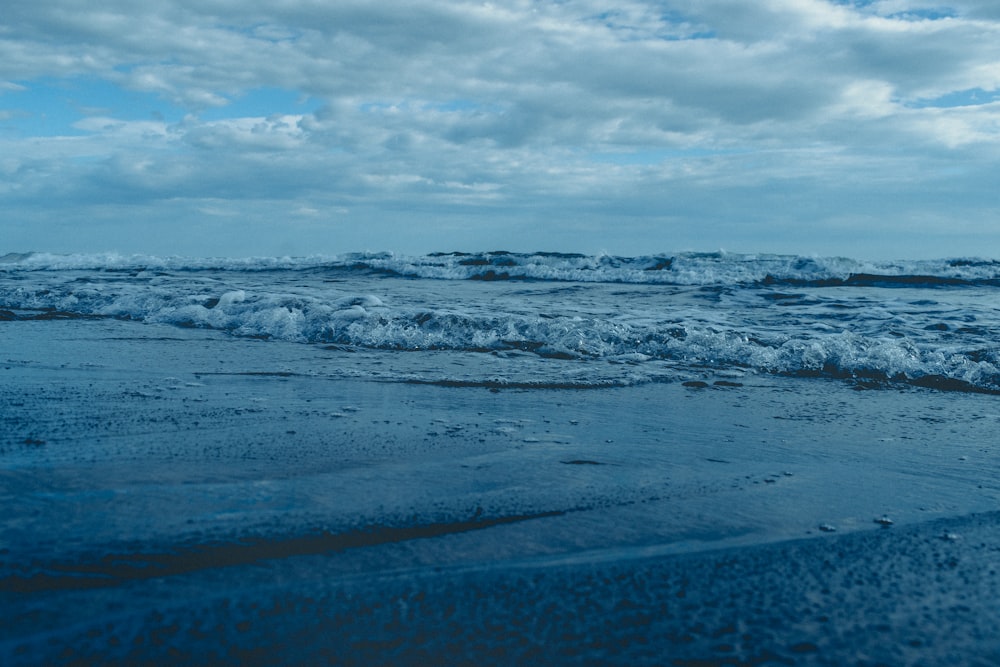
5,251,1000,287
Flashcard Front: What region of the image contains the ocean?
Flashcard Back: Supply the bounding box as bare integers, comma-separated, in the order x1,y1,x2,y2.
3,250,1000,664
3,250,999,392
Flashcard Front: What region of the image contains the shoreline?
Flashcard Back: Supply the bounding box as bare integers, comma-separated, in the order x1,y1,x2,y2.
3,317,1000,663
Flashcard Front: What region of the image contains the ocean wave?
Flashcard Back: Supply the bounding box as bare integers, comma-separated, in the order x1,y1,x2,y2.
5,251,1000,287
3,279,998,394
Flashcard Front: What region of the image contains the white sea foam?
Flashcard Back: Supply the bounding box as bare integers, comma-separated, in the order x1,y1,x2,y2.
4,251,1000,286
2,251,999,392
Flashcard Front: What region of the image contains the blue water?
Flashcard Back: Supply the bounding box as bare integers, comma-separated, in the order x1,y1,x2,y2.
3,250,998,393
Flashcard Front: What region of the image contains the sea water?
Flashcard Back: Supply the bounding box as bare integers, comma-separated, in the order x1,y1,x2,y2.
3,250,999,392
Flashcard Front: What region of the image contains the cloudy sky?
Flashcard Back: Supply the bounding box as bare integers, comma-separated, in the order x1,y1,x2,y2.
3,0,1000,259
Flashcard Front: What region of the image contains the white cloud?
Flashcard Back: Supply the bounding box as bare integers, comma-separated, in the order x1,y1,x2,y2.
2,0,1000,258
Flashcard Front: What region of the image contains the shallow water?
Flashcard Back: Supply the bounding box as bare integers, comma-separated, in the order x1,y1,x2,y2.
3,317,999,575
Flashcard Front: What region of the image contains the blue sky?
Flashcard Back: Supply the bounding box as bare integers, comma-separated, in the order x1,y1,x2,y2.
3,0,1000,259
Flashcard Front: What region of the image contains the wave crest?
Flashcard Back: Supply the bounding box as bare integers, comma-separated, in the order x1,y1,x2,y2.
5,251,1000,287
3,281,997,393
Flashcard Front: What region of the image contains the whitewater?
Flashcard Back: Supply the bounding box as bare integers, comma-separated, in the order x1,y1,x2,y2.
3,250,999,393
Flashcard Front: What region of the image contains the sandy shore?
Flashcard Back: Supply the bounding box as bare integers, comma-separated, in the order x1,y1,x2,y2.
4,510,1000,665
3,317,1000,664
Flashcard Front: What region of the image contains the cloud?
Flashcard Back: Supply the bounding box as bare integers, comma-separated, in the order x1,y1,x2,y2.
2,0,1000,258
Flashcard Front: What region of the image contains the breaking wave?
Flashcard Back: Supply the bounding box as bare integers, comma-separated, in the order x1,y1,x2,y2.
5,251,1000,288
2,267,998,393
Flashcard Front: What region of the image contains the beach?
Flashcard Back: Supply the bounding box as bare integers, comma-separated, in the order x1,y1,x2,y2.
7,0,1000,659
3,315,1000,664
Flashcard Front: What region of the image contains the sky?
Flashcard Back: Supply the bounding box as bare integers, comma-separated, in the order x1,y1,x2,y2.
3,0,1000,259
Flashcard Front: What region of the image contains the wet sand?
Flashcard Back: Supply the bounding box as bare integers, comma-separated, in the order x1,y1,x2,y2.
3,318,1000,664
10,510,1000,666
